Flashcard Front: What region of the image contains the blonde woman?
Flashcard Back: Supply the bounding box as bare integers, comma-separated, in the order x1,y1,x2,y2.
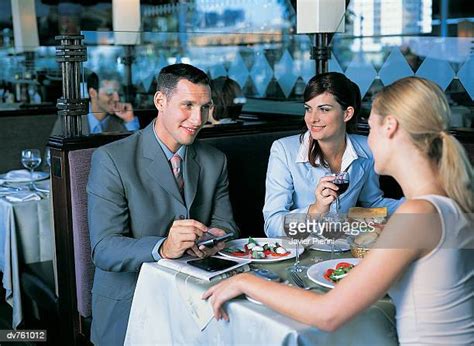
203,77,473,344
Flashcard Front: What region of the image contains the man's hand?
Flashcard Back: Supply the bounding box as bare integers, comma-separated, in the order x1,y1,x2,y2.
160,219,208,259
187,228,228,258
113,101,135,123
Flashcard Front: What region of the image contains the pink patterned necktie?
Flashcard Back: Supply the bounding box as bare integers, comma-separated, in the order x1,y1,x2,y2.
170,153,184,195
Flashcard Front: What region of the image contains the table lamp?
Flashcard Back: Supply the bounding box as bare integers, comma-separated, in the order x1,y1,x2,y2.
296,0,346,74
113,0,141,103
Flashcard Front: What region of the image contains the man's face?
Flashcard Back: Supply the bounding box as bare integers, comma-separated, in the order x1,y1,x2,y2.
94,80,121,114
154,79,212,152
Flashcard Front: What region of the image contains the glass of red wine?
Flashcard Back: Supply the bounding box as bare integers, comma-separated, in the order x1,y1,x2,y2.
325,171,349,213
333,172,349,212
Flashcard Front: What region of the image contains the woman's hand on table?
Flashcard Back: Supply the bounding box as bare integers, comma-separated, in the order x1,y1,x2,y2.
309,176,339,214
202,273,252,321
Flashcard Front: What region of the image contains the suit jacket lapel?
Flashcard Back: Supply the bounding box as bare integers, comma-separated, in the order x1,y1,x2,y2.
183,145,200,208
142,124,185,205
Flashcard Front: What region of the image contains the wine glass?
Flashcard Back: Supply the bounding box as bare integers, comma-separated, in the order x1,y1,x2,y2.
320,213,347,259
325,171,350,213
283,214,308,273
21,149,41,190
333,171,349,212
44,147,51,170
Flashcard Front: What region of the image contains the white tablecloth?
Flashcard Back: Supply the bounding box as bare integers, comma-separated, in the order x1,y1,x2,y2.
0,186,53,329
125,258,399,345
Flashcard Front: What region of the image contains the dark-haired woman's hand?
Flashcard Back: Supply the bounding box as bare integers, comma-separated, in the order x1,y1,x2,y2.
308,176,339,214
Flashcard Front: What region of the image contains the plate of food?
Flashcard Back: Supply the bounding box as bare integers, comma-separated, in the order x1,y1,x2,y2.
307,258,360,289
219,237,303,263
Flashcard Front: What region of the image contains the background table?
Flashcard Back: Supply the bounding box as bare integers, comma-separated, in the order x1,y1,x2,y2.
125,247,398,345
0,184,54,329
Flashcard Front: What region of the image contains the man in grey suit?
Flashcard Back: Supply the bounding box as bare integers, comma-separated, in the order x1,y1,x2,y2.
87,64,238,345
51,71,139,135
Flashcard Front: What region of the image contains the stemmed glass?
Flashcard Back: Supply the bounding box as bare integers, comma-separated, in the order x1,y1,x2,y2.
320,213,346,259
44,147,51,170
21,149,41,191
325,172,350,213
283,214,308,273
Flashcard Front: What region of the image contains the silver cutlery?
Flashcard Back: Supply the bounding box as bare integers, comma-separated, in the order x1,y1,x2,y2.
289,271,319,290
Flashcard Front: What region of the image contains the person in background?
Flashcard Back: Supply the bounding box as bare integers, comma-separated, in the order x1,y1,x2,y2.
204,76,473,344
208,76,245,125
51,71,139,135
87,63,238,345
263,72,402,237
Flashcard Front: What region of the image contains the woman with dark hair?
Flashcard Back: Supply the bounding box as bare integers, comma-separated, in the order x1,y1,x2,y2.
209,77,245,124
263,72,401,237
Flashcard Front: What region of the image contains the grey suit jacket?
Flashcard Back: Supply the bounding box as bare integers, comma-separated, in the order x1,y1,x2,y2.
87,122,238,345
51,113,129,136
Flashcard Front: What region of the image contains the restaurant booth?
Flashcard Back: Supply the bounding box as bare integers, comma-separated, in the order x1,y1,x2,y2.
0,0,473,344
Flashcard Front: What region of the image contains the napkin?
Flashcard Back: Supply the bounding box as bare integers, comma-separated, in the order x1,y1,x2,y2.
5,169,32,179
174,273,215,331
0,186,21,195
5,191,42,202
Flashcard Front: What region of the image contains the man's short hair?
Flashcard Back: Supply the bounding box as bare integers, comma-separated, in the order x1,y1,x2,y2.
156,63,210,98
87,72,99,92
86,71,121,92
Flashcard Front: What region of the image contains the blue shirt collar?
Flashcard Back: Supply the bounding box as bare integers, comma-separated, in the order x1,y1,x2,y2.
151,119,186,161
88,105,110,133
296,131,368,168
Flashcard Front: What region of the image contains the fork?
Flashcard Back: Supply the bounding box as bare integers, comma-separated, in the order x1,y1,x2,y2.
289,271,319,290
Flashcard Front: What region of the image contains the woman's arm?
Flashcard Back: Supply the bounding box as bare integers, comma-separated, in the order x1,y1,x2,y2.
263,140,304,237
205,200,440,331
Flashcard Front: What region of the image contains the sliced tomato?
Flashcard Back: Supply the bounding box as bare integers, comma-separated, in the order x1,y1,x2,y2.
270,251,290,257
264,250,272,256
230,251,247,257
323,268,334,282
336,262,353,269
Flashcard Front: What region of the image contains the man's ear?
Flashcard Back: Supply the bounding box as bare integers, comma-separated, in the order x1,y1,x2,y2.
89,87,97,98
154,91,166,111
343,106,355,123
384,115,399,138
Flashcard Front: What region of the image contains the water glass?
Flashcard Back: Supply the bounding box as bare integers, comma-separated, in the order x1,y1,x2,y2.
283,214,308,274
44,147,51,170
21,149,41,190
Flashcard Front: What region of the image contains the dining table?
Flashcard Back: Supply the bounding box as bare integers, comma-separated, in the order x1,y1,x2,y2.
125,240,399,345
0,173,54,329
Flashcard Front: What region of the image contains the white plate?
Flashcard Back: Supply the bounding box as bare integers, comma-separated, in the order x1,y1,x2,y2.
0,171,49,183
219,238,304,263
307,258,360,289
309,238,350,252
246,295,263,305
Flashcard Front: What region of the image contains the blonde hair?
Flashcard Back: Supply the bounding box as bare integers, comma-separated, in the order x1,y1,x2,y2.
372,77,473,213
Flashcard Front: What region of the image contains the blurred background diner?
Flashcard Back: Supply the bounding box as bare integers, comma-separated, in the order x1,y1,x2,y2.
208,76,245,125
0,0,472,344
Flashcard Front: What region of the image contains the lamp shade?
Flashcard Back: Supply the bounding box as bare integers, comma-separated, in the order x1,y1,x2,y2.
113,0,141,45
297,0,346,33
11,0,39,53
